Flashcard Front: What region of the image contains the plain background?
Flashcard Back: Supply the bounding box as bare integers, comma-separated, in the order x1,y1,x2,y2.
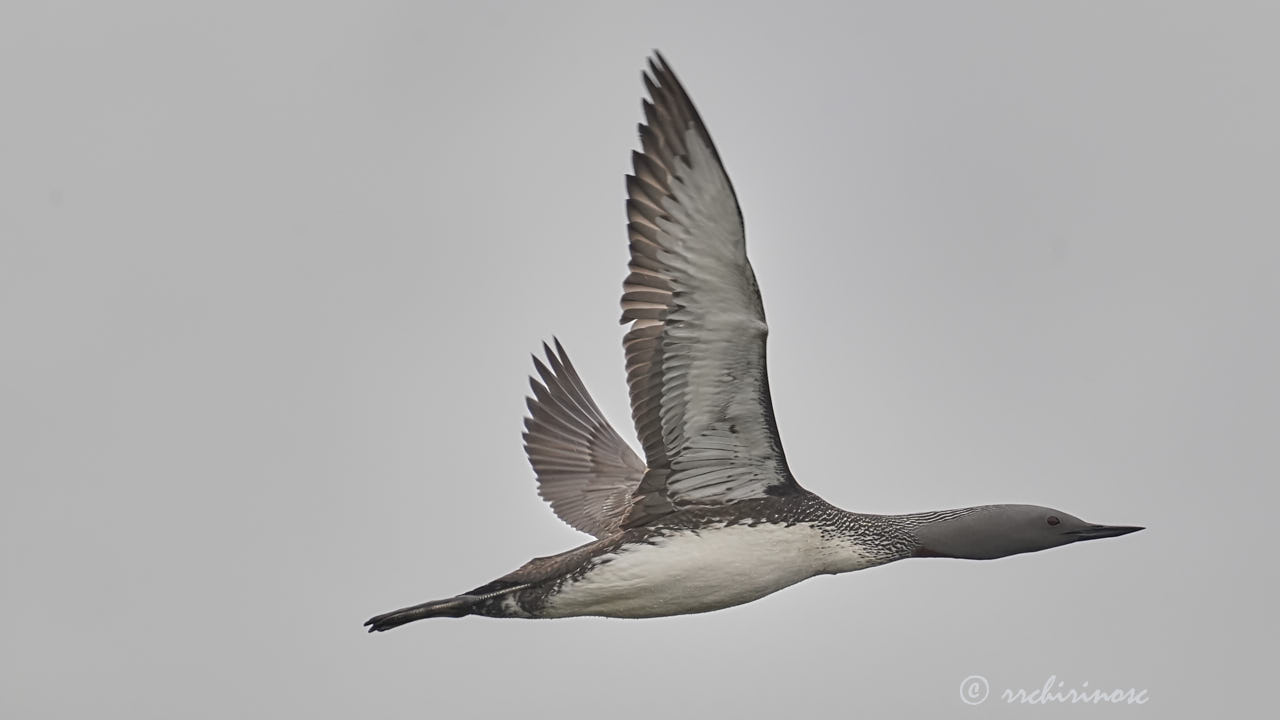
3,2,1276,717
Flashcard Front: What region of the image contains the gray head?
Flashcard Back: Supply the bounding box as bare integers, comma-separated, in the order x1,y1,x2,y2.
910,504,1143,560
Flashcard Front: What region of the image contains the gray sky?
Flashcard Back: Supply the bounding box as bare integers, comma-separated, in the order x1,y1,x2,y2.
3,2,1276,717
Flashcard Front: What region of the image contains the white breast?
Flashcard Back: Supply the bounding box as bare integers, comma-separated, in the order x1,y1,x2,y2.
542,522,883,618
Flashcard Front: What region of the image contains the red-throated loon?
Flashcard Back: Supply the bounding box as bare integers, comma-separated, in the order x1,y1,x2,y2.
364,53,1142,631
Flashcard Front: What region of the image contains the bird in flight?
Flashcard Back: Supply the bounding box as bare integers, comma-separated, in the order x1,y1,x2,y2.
365,53,1142,631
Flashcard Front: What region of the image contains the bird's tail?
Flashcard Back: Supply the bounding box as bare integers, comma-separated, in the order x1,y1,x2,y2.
364,582,532,632
363,595,480,632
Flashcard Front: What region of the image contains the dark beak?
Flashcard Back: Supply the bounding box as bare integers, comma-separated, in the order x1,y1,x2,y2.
1066,524,1145,541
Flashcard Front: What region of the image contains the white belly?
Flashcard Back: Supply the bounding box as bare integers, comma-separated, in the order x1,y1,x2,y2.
542,522,879,618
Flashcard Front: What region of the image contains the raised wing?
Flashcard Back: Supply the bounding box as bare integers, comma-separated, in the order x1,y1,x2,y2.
620,53,800,527
523,339,645,537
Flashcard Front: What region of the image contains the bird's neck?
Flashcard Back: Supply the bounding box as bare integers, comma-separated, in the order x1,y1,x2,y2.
804,501,935,571
891,505,1002,559
821,505,998,562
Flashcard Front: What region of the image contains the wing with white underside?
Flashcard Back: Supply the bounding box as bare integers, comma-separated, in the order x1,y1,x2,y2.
620,53,800,527
523,339,645,537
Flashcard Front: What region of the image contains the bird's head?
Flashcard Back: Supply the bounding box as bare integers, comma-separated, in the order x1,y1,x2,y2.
911,504,1143,560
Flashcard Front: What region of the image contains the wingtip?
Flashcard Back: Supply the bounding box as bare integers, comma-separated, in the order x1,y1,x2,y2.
531,354,552,380
536,337,570,369
642,69,660,100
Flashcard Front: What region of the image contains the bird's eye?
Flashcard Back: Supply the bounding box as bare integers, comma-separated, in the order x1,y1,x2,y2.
1047,516,1061,526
